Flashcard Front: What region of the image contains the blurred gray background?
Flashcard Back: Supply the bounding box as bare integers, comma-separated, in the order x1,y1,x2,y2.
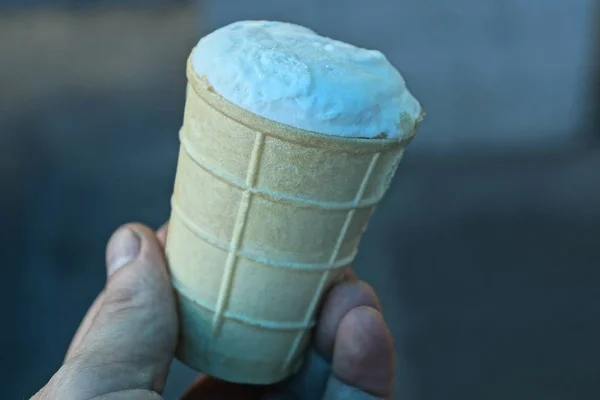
1,1,599,399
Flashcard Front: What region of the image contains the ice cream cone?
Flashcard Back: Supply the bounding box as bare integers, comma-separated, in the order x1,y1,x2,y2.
165,54,423,384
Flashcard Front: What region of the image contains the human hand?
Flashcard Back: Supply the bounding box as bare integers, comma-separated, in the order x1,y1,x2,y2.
32,223,395,399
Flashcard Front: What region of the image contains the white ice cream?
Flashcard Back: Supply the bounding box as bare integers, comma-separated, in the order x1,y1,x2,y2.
192,21,421,139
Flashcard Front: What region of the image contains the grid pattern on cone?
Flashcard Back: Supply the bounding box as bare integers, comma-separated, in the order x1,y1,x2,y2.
210,130,266,335
171,141,382,364
172,276,317,330
282,152,381,368
177,129,387,211
171,197,358,271
170,76,393,376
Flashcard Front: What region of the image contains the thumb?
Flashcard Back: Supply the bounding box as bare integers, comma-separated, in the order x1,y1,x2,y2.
37,224,178,399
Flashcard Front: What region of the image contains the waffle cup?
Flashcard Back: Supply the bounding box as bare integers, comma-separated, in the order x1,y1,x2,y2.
165,54,423,384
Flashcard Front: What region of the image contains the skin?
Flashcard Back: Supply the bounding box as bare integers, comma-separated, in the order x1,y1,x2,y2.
31,222,396,400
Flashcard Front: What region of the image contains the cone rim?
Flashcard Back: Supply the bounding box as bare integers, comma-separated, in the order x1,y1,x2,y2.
186,52,422,153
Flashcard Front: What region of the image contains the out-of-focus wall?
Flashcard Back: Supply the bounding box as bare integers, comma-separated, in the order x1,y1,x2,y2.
0,0,176,5
207,0,597,152
593,2,600,138
0,5,201,398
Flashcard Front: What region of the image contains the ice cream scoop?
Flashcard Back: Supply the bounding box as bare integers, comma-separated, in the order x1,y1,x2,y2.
192,20,421,139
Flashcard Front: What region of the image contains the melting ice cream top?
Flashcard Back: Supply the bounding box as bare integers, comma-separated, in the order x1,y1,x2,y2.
192,21,422,139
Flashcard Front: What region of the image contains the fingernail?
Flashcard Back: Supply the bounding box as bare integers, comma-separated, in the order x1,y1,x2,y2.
106,227,141,277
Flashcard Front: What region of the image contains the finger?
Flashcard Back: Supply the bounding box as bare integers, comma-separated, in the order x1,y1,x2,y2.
325,306,395,399
315,279,381,359
156,222,168,248
180,375,266,400
277,278,381,399
47,224,178,399
64,290,105,362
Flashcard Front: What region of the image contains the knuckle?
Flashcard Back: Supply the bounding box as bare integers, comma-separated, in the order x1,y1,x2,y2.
101,283,149,318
